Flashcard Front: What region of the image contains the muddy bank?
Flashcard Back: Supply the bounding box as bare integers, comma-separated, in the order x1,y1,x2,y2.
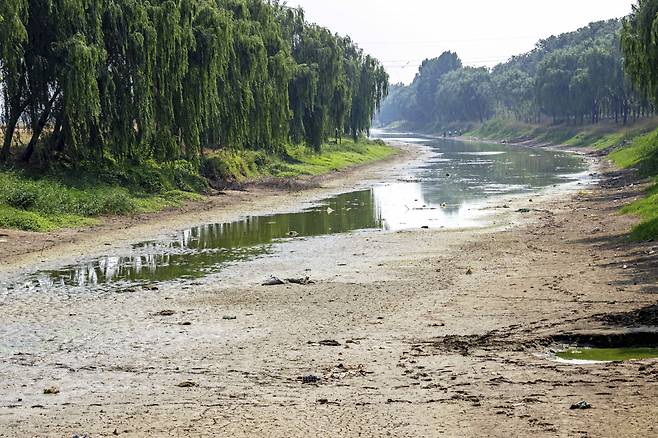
0,142,422,274
1,148,657,437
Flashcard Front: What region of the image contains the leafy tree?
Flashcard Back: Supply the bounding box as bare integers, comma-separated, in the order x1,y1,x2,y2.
622,0,658,105
0,0,388,166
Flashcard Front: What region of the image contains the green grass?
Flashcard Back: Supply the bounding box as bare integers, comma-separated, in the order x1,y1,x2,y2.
468,117,658,151
0,170,203,232
0,205,96,232
557,347,658,362
280,139,396,177
608,129,658,241
0,139,396,232
200,138,397,182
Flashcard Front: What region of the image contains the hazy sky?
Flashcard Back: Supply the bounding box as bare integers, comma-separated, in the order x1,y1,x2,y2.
284,0,635,84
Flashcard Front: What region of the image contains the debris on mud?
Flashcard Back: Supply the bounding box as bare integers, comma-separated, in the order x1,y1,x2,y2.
262,276,286,286
316,398,340,405
286,276,314,285
302,375,321,384
222,315,237,320
316,340,341,347
154,310,176,317
177,381,198,388
570,400,592,410
263,276,314,286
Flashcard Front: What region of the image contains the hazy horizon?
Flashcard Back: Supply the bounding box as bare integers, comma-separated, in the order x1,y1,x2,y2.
284,0,634,84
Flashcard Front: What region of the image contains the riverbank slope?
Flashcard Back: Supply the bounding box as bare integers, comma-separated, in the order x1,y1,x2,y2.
0,140,419,272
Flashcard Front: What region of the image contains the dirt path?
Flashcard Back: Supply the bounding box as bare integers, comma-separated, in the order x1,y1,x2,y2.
1,147,657,437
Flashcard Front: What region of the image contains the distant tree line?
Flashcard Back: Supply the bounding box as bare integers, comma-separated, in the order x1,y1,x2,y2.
0,0,388,165
378,19,654,129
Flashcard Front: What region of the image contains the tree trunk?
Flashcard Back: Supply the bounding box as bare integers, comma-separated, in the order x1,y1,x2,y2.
0,99,28,162
21,90,61,163
0,115,19,162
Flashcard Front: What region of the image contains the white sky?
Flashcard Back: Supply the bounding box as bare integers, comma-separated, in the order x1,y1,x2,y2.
283,0,635,84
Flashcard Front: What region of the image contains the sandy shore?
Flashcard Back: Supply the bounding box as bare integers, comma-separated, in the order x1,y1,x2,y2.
1,143,657,437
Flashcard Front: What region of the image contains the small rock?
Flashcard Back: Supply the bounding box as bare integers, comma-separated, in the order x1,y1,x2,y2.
466,268,473,275
302,375,321,384
222,315,237,320
288,231,299,238
570,400,592,410
155,310,176,317
43,386,60,395
421,226,429,229
177,381,198,388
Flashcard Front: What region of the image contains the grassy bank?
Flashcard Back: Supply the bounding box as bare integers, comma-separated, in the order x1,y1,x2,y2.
467,117,658,151
469,118,658,241
0,139,396,232
200,138,395,183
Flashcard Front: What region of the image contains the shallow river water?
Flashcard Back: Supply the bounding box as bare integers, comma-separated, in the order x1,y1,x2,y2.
12,133,589,290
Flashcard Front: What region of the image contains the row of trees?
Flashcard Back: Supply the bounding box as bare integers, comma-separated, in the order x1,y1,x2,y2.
378,19,654,129
0,0,388,166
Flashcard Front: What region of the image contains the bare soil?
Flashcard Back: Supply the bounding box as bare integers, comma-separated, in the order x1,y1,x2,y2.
1,145,657,437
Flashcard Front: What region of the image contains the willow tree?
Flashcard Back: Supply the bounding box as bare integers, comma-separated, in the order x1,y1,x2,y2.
0,0,28,162
622,0,658,105
0,0,388,168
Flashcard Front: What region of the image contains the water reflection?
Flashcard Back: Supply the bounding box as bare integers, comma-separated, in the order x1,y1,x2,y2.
32,190,383,287
25,135,588,288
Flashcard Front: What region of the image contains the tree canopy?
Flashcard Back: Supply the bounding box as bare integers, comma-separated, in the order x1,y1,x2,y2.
378,19,652,129
0,0,388,165
622,0,658,106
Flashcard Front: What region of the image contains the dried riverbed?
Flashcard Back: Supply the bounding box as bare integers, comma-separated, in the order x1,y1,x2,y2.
1,139,657,437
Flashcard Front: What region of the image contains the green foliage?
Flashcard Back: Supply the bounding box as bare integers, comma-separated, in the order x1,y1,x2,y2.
0,205,95,232
630,216,658,241
379,19,651,130
0,164,204,230
609,129,658,173
622,0,658,106
200,139,396,182
621,174,658,241
0,0,387,166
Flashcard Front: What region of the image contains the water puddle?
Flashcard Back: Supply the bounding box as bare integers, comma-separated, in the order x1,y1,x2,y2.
10,134,590,290
550,331,658,364
556,347,658,363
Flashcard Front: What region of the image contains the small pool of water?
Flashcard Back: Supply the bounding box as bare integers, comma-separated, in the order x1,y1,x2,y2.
10,134,589,290
557,347,658,363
